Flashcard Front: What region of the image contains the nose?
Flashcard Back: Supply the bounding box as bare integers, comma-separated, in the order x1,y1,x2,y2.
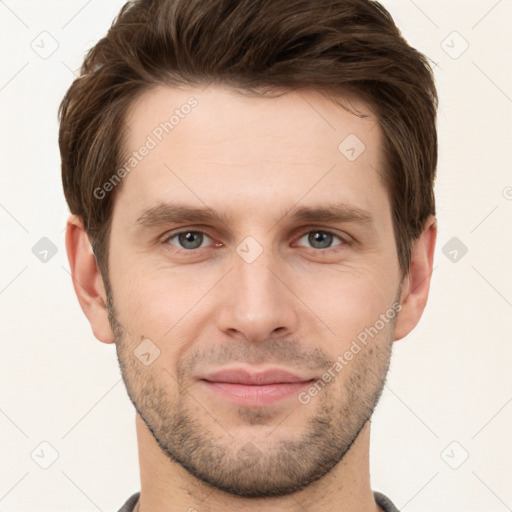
216,245,300,343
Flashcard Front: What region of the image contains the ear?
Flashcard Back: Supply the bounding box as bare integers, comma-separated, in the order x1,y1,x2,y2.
393,215,437,341
65,214,115,344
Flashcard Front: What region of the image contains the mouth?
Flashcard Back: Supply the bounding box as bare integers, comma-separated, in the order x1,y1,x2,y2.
198,367,316,406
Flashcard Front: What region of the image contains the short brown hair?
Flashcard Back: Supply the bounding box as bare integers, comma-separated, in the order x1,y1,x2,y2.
59,0,437,280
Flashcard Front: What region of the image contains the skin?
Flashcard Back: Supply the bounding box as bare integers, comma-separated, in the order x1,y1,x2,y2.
66,83,436,512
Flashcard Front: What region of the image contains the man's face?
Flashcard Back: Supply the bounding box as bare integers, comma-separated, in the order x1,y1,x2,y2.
107,84,403,497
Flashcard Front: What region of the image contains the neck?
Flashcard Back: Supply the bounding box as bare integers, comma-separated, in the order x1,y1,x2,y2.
135,413,382,512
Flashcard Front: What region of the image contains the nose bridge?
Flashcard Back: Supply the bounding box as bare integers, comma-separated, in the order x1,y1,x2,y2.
237,246,281,308
216,237,298,341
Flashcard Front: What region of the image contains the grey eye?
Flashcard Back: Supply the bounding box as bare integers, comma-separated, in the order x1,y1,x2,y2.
296,231,343,250
167,231,211,250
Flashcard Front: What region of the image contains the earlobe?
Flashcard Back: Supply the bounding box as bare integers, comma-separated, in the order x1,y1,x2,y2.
65,215,115,344
393,215,437,341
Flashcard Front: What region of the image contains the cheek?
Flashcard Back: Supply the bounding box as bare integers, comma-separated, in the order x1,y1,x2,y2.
111,262,215,341
110,244,399,350
297,267,397,342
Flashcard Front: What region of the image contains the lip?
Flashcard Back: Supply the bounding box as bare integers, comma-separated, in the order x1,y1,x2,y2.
200,368,314,385
198,368,316,406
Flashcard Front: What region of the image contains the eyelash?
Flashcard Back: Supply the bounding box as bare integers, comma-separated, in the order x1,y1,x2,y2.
162,228,351,254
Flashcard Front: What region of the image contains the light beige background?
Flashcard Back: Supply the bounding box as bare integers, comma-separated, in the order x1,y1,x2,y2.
0,1,511,510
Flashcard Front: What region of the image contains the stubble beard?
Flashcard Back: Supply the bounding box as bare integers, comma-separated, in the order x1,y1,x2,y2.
106,284,395,498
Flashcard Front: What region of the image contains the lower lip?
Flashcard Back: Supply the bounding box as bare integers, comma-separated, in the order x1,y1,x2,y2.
201,380,314,406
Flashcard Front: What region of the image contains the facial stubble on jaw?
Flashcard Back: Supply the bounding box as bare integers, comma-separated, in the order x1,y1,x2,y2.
106,284,395,498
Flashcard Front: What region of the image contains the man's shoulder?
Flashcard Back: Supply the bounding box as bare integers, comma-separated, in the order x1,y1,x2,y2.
374,490,401,512
117,491,139,512
116,490,400,512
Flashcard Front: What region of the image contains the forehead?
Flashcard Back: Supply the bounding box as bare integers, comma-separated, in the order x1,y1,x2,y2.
115,83,387,224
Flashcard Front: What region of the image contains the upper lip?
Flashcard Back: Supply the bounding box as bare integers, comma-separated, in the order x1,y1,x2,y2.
200,368,315,385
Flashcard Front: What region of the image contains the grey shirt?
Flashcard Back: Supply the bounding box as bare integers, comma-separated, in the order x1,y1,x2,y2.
117,491,400,511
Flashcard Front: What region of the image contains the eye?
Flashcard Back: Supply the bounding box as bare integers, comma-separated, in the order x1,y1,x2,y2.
164,230,214,250
295,230,346,250
162,228,349,254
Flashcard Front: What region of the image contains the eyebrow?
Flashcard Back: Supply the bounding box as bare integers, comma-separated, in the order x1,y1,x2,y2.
135,201,373,229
